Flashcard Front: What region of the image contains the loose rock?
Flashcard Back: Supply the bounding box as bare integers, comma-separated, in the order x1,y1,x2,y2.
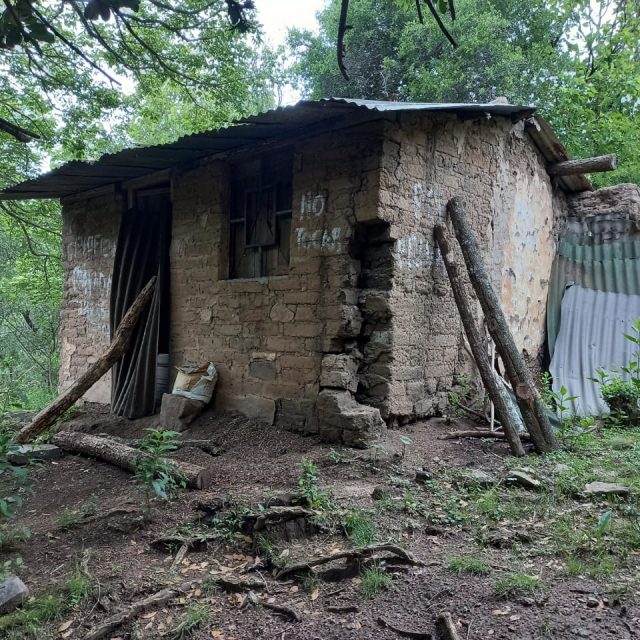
0,576,29,615
415,467,433,484
159,394,206,431
505,469,541,490
584,481,630,497
460,468,497,487
8,444,63,465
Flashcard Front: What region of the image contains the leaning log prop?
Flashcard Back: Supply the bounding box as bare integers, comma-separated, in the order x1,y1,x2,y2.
434,224,525,457
51,431,213,489
15,277,157,444
446,197,558,453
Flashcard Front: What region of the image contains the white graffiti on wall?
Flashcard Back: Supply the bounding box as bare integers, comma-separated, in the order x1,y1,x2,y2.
66,235,116,262
295,226,343,253
70,265,111,333
300,191,328,218
395,233,431,271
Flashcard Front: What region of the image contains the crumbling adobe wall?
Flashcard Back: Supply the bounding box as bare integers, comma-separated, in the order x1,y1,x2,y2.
58,190,122,402
169,121,386,443
568,183,640,219
371,112,567,424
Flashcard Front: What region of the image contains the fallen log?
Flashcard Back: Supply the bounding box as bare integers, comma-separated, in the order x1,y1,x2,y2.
84,587,175,640
16,277,157,444
275,543,422,579
547,154,617,176
51,431,213,489
435,611,463,640
434,224,525,457
439,430,531,441
447,197,558,453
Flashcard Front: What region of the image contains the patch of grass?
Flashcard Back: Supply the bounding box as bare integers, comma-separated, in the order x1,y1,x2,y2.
0,524,31,550
200,576,219,595
360,566,393,598
494,573,541,599
0,594,67,637
343,509,377,547
448,555,491,576
67,562,94,605
170,602,210,638
56,495,99,531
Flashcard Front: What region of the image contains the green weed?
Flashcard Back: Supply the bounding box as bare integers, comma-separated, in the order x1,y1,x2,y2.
170,602,209,638
494,573,541,599
448,555,491,576
360,566,393,598
343,509,377,547
0,523,30,550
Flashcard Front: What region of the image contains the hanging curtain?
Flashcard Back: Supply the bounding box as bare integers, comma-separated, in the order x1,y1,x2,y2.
110,197,171,418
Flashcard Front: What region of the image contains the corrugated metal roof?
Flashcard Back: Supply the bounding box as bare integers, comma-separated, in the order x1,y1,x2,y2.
550,285,640,416
0,97,586,201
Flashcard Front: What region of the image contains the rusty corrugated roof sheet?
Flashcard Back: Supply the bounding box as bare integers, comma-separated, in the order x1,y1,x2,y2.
0,97,589,201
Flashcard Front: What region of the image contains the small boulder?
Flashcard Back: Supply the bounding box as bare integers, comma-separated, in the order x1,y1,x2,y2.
460,468,497,488
8,444,63,465
159,394,206,432
584,481,630,497
505,469,541,490
415,467,433,485
0,576,28,615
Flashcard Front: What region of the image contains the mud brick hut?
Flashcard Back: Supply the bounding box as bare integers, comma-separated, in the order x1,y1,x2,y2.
0,98,611,445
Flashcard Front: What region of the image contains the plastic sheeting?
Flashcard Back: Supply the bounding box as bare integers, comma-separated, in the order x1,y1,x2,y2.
549,285,640,416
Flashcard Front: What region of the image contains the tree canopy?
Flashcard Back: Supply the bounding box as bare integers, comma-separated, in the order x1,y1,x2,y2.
289,0,640,188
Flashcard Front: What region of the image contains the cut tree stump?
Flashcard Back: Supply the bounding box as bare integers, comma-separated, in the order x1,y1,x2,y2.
16,277,157,444
51,432,212,489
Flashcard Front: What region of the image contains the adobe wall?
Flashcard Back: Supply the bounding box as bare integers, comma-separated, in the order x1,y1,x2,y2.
369,113,567,424
59,190,122,402
169,121,387,444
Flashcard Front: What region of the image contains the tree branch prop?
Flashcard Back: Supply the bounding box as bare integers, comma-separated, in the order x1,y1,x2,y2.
15,277,157,443
0,116,40,142
446,197,557,452
434,223,525,456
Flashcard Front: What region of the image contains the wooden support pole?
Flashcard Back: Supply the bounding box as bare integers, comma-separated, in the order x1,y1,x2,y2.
15,276,157,444
446,197,558,452
434,224,526,457
547,154,617,176
51,431,213,489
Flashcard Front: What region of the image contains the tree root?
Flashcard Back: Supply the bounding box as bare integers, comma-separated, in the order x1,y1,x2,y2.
439,430,530,441
377,617,433,639
435,611,462,640
275,543,422,579
84,588,176,640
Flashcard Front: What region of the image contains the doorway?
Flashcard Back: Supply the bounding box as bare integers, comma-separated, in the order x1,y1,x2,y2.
110,187,172,418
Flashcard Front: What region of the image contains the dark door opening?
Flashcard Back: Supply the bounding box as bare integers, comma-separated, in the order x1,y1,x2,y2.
110,187,172,419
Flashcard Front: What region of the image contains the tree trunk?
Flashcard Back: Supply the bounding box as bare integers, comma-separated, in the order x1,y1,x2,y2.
547,154,617,176
15,276,157,444
434,224,525,457
51,431,213,489
446,197,558,452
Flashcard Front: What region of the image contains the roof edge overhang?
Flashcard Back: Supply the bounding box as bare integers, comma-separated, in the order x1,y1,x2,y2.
0,98,589,202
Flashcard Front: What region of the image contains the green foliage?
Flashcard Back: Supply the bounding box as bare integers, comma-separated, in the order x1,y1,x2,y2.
0,555,24,581
494,573,541,598
448,555,491,575
170,603,210,638
360,565,393,598
0,523,30,550
0,593,67,637
296,458,332,508
399,434,412,459
135,429,186,514
290,0,640,188
590,320,640,427
343,508,377,546
0,425,30,519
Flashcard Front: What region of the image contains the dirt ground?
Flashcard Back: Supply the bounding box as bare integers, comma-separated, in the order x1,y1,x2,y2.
1,405,639,639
